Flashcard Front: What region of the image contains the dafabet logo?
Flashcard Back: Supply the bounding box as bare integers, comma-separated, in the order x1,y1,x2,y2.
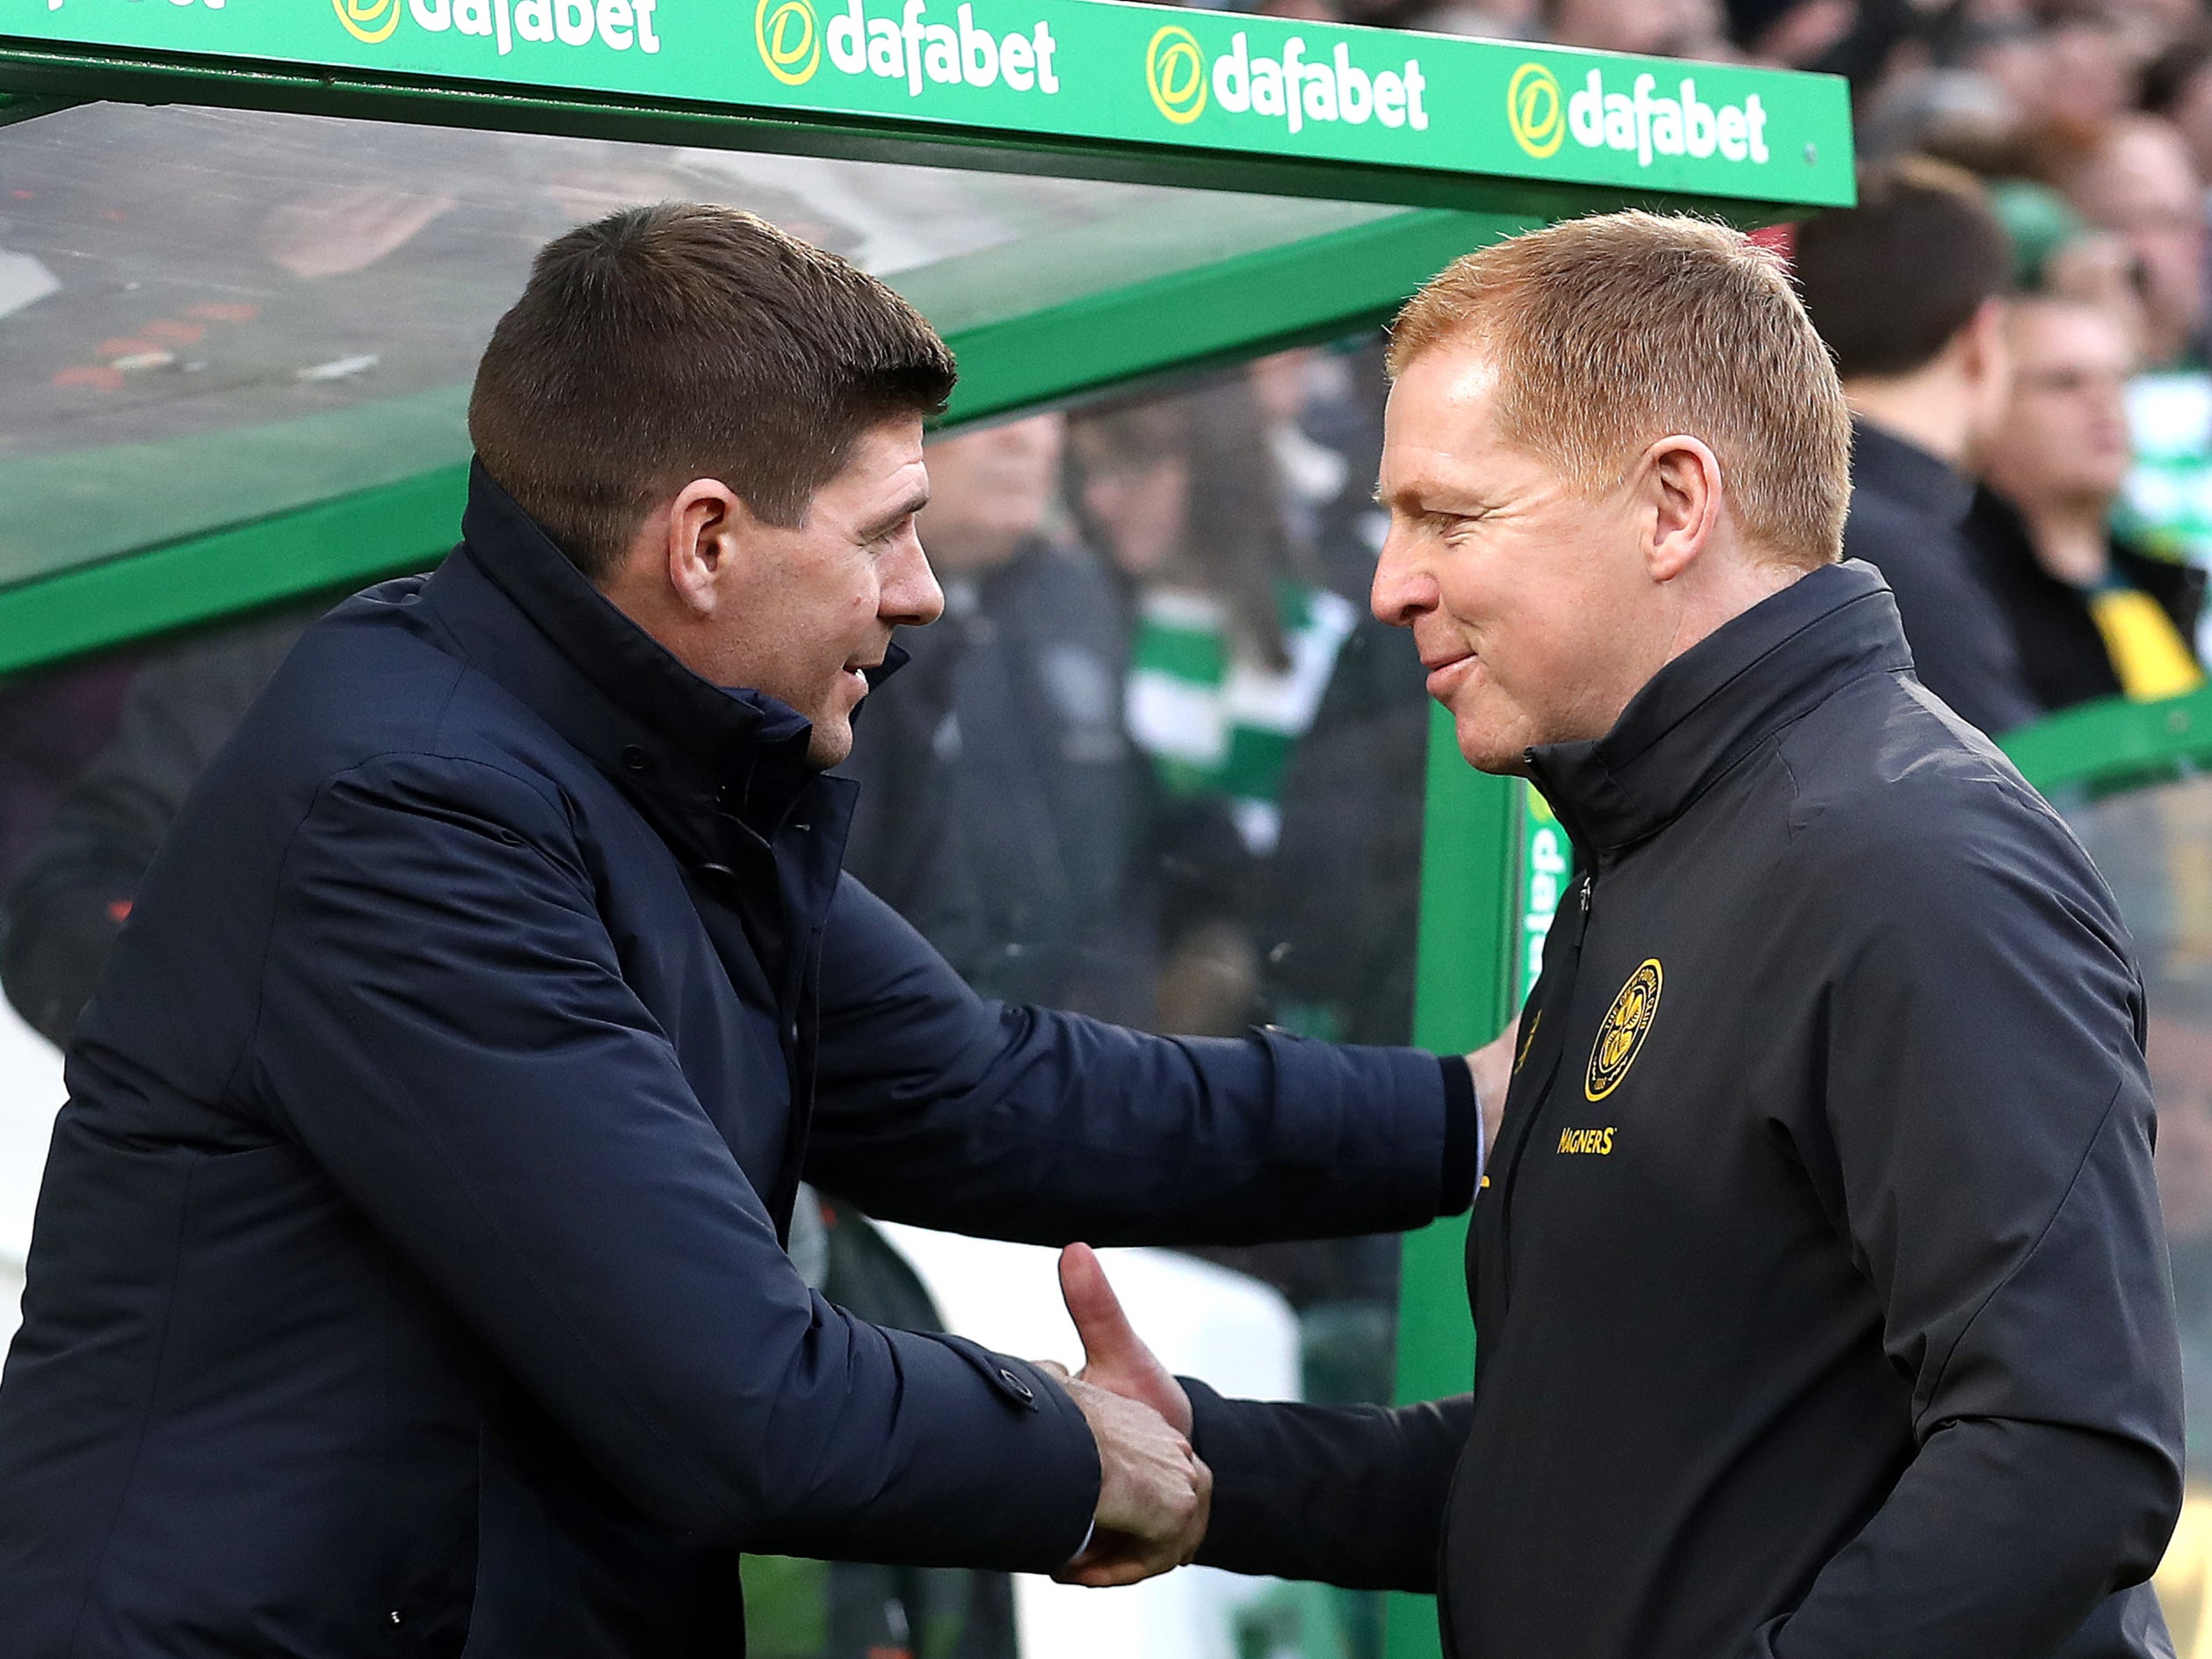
1145,25,1205,124
1505,62,1562,157
1146,29,1429,134
756,0,818,83
765,0,1062,98
332,0,663,57
333,0,402,44
1515,62,1773,169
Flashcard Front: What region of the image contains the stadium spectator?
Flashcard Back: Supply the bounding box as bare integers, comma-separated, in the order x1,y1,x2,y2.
1543,0,1730,61
1969,293,2204,712
1794,157,2041,735
2060,114,2209,371
1068,380,1356,1037
839,412,1154,1025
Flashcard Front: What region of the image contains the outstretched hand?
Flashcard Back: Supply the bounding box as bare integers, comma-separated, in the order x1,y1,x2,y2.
1043,1244,1207,1587
1059,1242,1192,1435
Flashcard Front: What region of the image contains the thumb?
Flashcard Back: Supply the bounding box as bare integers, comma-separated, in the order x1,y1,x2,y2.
1059,1242,1144,1373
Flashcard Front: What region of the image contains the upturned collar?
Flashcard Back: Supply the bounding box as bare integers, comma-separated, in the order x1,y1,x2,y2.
1525,560,1913,857
424,460,901,852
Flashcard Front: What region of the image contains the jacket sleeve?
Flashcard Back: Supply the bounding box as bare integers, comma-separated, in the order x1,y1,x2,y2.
1749,795,2184,1659
805,874,1479,1245
245,752,1100,1570
1183,1381,1471,1591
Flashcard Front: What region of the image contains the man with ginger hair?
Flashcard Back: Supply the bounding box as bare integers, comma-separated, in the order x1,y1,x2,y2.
1060,212,2186,1657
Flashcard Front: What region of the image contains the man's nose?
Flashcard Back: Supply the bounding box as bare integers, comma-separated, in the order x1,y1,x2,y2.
1370,527,1437,629
885,535,945,628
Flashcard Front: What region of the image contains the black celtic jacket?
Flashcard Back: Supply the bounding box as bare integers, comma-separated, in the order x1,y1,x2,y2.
1186,559,2186,1659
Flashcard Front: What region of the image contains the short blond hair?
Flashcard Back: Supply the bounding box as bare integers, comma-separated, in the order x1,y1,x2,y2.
1387,212,1852,569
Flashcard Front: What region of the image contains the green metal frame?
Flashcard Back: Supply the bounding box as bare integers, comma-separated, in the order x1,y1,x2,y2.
2002,683,2212,795
0,4,1853,213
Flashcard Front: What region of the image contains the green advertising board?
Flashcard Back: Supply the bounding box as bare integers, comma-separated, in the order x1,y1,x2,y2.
3,0,1853,210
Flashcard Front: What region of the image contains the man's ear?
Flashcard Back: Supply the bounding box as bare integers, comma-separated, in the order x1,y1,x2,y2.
657,478,751,619
1642,435,1725,584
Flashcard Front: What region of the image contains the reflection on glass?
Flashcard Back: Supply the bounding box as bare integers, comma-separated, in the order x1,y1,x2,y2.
0,101,1400,590
2071,778,2212,1654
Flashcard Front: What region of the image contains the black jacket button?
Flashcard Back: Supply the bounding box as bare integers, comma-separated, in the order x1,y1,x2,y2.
997,1367,1034,1402
620,745,650,773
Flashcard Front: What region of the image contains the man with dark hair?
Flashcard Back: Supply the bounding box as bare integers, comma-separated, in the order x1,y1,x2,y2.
1794,157,2041,735
0,204,1483,1658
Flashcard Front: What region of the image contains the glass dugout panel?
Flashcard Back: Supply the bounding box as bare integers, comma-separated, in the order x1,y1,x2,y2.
0,99,1400,595
2056,772,2212,1655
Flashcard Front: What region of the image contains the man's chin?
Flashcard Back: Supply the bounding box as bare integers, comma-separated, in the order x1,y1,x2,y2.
1451,705,1534,777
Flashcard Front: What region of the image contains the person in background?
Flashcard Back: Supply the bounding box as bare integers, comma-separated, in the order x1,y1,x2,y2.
839,412,1151,1025
1969,293,2204,713
1794,156,2041,736
1068,380,1357,1038
1543,0,1729,61
2061,114,2209,373
2143,29,2212,201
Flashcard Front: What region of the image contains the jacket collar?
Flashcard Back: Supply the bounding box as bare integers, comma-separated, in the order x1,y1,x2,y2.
1850,418,1973,527
1525,560,1912,856
424,460,899,852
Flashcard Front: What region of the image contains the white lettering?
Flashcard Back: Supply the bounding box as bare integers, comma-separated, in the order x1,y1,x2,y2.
1302,62,1338,124
1402,58,1425,130
408,0,451,28
514,0,550,39
957,5,996,84
1251,55,1285,117
999,26,1033,88
1281,36,1304,134
1334,43,1371,124
1716,102,1746,160
867,17,901,76
596,0,630,47
1680,78,1715,158
1746,92,1769,162
923,21,958,83
1032,21,1056,92
631,0,656,50
553,0,591,46
453,0,490,36
1569,68,1602,147
1374,68,1403,127
1213,31,1251,113
829,0,865,72
901,0,926,95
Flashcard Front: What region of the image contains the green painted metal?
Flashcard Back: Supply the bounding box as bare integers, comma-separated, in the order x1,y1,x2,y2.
0,90,74,125
0,463,469,677
1385,702,1521,1659
2002,684,2212,795
1,4,1853,214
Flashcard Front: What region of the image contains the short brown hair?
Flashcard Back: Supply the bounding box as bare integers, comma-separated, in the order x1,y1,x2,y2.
1794,158,2013,380
469,203,956,579
1387,212,1852,569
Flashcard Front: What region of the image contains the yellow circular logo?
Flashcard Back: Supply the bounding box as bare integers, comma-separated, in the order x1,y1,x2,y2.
1507,62,1564,158
1585,959,1662,1101
331,0,403,44
1146,25,1208,126
756,0,823,86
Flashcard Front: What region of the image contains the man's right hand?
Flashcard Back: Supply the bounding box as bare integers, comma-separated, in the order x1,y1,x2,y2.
1050,1373,1212,1587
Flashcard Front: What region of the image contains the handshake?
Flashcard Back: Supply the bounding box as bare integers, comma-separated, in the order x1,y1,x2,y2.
1040,1028,1518,1590
1038,1242,1209,1589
